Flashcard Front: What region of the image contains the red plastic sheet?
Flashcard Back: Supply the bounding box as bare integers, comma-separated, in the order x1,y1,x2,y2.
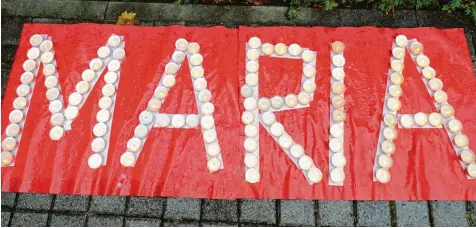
2,24,476,200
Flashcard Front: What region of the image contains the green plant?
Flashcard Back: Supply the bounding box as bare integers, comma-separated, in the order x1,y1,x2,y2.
443,0,476,23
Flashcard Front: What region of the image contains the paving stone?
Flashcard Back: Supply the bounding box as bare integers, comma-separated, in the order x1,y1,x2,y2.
125,218,162,227
53,194,89,212
2,67,10,99
89,196,126,215
240,199,276,225
1,212,11,227
416,10,475,31
2,0,108,20
16,193,53,210
395,201,430,226
1,192,17,208
202,199,238,222
317,200,354,227
279,200,314,226
465,30,476,61
1,16,30,45
430,201,469,227
340,9,417,27
32,18,63,23
11,212,48,227
470,202,476,226
164,197,201,220
163,220,199,226
240,223,275,227
126,196,164,218
202,221,239,226
87,215,124,227
356,201,391,227
1,45,18,68
50,214,86,227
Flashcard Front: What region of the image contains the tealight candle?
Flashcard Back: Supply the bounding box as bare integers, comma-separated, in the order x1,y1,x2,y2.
27,48,40,59
155,86,169,99
13,97,28,110
467,163,476,178
261,43,274,55
332,109,346,123
400,114,415,128
97,46,111,58
440,104,455,118
127,138,142,152
381,140,395,154
186,115,200,128
448,119,463,133
21,72,34,84
329,138,343,152
261,112,275,125
30,34,43,46
378,154,393,169
270,122,285,137
102,84,116,97
88,153,102,169
68,92,83,106
395,35,408,47
204,129,217,143
172,114,186,128
75,80,90,94
199,90,212,103
89,58,103,71
108,35,121,47
454,134,469,148
392,47,405,59
120,152,136,167
191,67,204,78
82,69,96,82
49,126,64,140
299,155,313,170
1,137,16,151
330,124,343,138
244,98,258,111
270,96,284,109
91,137,106,152
139,111,154,125
194,78,207,91
429,78,443,91
391,60,404,72
175,38,189,51
258,98,271,111
303,80,316,93
331,152,346,168
241,111,255,124
383,126,397,140
288,44,302,56
99,96,113,110
23,59,36,72
201,102,216,114
245,124,258,137
43,64,56,76
16,84,31,97
389,85,402,98
290,144,304,159
376,168,391,183
148,98,162,112
244,138,258,151
245,73,258,86
45,76,58,88
206,143,221,157
304,65,316,78
248,37,261,49
5,124,21,137
201,115,215,129
416,55,430,67
40,51,54,64
298,92,311,105
94,123,108,137
386,97,401,111
245,153,258,168
422,66,436,79
384,113,398,126
156,114,171,127
278,134,293,149
163,75,176,88
274,43,287,56
390,72,404,85
96,109,110,123
332,96,345,109
302,50,315,62
332,55,345,67
113,49,126,60
246,61,259,73
50,113,65,126
190,53,203,66
433,90,447,104
240,85,253,98
187,42,200,54
40,40,53,52
331,41,345,53
245,168,260,183
49,100,62,113
429,112,444,127
64,106,79,120
410,42,424,55
165,63,178,74
1,151,13,167
330,167,345,183
307,167,323,183
9,110,24,123
460,149,475,164
285,94,298,108
332,67,345,80
247,49,260,61
414,112,429,127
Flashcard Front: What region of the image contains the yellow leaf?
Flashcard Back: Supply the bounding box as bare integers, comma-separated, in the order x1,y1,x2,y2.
117,11,137,25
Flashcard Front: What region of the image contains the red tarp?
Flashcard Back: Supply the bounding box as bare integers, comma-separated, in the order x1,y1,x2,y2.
2,24,476,200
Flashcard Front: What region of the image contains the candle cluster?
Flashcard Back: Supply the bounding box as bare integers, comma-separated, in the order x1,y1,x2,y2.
120,39,224,173
241,37,322,184
328,41,347,185
88,35,126,169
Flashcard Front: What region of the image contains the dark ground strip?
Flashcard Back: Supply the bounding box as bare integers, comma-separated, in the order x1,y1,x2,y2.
1,0,476,226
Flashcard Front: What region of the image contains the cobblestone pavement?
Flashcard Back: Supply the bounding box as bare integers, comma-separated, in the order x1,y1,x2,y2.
2,0,476,226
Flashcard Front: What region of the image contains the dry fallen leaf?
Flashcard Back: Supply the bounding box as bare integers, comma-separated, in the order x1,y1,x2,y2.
117,11,138,25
